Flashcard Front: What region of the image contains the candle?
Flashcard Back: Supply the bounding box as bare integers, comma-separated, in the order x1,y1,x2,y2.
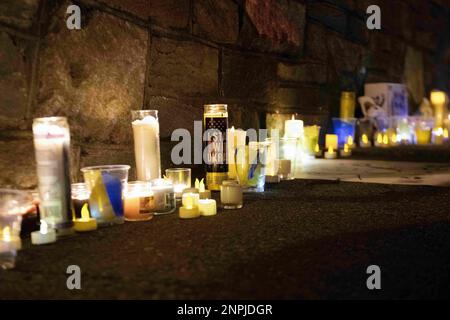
277,159,292,180
415,128,432,145
151,179,176,215
227,127,247,180
33,117,73,235
220,180,243,209
340,144,352,157
198,199,217,216
360,134,372,148
340,91,356,119
132,110,161,181
165,168,191,198
324,146,337,159
325,134,338,150
123,182,154,222
182,192,200,209
74,203,97,232
179,206,200,219
346,136,355,149
31,220,57,245
195,178,211,199
444,128,449,140
382,133,389,146
314,144,323,157
71,183,90,219
374,132,383,147
430,91,447,128
284,115,303,139
433,127,445,145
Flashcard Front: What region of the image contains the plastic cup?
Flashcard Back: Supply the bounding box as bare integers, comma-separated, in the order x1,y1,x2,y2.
0,189,31,270
332,118,356,147
81,165,130,226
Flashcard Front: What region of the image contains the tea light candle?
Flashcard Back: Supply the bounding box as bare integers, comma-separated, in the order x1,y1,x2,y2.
324,146,337,159
195,178,211,199
179,206,200,219
314,144,323,157
340,144,352,157
220,180,243,209
182,192,200,208
74,204,97,232
31,220,56,245
374,132,383,147
277,159,292,180
360,134,372,148
285,115,303,139
346,136,355,149
198,199,217,216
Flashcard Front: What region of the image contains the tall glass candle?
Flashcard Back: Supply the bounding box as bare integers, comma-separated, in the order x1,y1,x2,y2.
203,104,228,191
33,117,73,235
132,110,161,181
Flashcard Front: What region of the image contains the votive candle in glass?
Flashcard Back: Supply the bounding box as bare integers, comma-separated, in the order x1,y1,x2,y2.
220,180,243,210
131,110,161,181
165,168,191,198
151,179,176,215
124,181,154,222
71,183,90,220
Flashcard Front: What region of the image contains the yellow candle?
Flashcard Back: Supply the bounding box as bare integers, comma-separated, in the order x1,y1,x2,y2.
198,199,217,216
433,127,444,145
74,204,98,232
179,206,200,219
182,192,199,208
360,134,371,147
382,133,389,146
347,135,355,148
431,91,448,127
325,134,338,150
415,128,431,145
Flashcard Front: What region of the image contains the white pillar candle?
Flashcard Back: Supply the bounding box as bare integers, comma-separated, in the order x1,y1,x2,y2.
198,199,217,216
132,111,161,181
284,115,303,139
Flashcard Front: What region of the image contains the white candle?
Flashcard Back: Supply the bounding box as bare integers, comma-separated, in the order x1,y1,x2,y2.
182,192,200,208
132,112,161,181
220,181,243,209
198,199,217,216
31,220,57,245
284,115,303,139
227,127,247,179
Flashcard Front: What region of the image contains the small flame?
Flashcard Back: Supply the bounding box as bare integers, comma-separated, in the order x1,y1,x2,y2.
291,115,295,120
344,144,349,152
2,226,11,242
376,133,383,144
81,203,90,220
314,144,320,153
328,146,333,153
382,134,389,145
40,220,48,235
362,134,369,144
199,179,205,193
347,136,353,145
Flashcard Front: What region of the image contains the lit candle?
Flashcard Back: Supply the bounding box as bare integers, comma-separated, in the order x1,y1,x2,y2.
346,136,355,149
132,110,161,181
182,192,200,209
220,180,243,209
415,128,432,145
360,134,372,148
277,159,292,180
340,144,352,157
324,146,337,159
284,115,304,139
227,127,247,180
374,132,383,147
151,179,176,215
195,178,211,199
325,134,338,150
31,220,57,245
123,182,154,222
198,199,217,216
314,143,323,157
74,203,98,232
430,91,447,128
382,133,389,146
444,128,449,140
433,127,445,145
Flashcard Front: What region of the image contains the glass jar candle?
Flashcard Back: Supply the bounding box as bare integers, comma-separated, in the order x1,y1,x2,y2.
151,179,176,215
131,110,161,181
33,117,73,236
332,118,356,148
220,180,243,210
81,165,130,226
203,104,228,191
71,183,90,220
165,168,191,198
340,91,356,119
303,125,321,156
124,182,154,222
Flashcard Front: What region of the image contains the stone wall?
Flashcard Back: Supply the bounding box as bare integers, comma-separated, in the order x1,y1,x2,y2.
0,0,449,188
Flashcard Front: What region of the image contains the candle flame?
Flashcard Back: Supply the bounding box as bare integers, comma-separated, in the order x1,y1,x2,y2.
199,179,205,193
328,146,333,153
40,220,48,235
2,226,11,242
382,134,389,145
347,136,353,145
291,115,295,120
81,203,90,220
362,134,369,144
314,144,320,153
391,133,397,143
194,178,200,189
444,129,449,138
376,133,383,144
435,127,444,136
344,144,349,152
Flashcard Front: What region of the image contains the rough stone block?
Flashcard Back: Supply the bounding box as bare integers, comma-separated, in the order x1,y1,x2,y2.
307,2,347,34
277,61,328,84
36,7,147,144
0,0,39,30
147,37,219,99
269,85,323,113
222,50,277,104
97,0,190,29
0,31,33,130
193,0,239,44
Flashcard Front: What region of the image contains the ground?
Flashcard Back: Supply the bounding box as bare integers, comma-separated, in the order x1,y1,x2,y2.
1,176,450,299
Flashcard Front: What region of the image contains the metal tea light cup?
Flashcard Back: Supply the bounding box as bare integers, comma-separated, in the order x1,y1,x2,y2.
81,165,130,226
0,189,31,270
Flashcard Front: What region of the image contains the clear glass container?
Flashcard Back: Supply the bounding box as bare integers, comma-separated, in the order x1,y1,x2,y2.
32,117,73,235
71,183,90,220
151,179,176,215
203,104,228,191
332,117,357,147
123,181,154,222
0,189,31,270
220,180,243,209
131,110,161,181
81,165,130,226
165,168,191,198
